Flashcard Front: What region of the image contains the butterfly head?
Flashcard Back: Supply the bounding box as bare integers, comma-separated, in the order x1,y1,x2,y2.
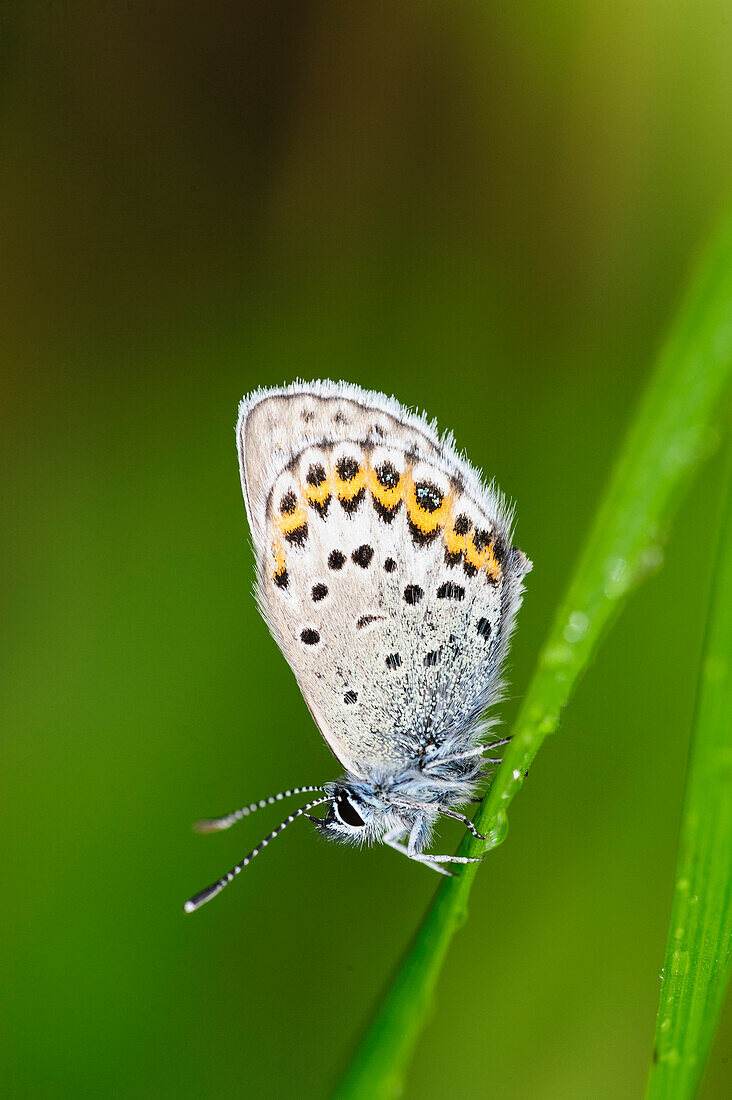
307,780,406,846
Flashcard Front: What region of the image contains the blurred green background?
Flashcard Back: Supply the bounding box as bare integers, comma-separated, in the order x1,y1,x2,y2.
2,3,731,1097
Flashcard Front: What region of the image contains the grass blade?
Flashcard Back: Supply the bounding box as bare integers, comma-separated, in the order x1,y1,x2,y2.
645,449,732,1099
336,208,732,1100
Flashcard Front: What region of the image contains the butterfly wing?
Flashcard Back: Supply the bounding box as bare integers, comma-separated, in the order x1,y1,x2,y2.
237,381,531,779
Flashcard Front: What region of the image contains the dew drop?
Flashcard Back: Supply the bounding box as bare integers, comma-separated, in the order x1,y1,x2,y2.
485,811,508,849
640,543,664,575
544,642,574,667
563,610,589,644
603,556,630,600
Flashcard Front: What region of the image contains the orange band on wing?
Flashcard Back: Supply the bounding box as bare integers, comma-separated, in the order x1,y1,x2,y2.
465,536,501,580
444,521,470,556
332,465,367,501
276,503,308,536
304,478,332,507
271,536,287,582
404,475,452,535
367,466,404,509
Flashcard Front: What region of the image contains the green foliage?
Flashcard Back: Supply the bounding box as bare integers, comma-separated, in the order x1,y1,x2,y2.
6,11,732,1092
337,212,732,1100
645,450,732,1099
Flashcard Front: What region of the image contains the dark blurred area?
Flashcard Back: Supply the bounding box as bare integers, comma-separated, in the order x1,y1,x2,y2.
2,3,731,1097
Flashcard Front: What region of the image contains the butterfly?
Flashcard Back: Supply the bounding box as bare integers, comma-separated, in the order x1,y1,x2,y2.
184,380,531,912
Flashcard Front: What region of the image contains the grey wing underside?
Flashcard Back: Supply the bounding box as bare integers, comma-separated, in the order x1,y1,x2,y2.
236,380,531,778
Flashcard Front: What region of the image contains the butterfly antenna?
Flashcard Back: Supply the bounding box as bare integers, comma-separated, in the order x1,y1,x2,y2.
194,786,326,832
183,795,331,914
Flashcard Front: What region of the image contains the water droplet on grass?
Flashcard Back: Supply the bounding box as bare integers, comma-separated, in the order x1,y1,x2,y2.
563,610,589,643
603,556,630,599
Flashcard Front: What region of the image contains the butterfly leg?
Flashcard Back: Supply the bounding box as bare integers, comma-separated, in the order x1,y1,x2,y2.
438,806,486,840
423,740,508,771
407,818,483,867
383,827,454,876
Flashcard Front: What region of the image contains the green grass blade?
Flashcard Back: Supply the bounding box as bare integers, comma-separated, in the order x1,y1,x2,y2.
336,208,732,1100
645,449,732,1099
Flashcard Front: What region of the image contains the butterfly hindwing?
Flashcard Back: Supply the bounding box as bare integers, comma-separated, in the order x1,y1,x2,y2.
237,381,531,778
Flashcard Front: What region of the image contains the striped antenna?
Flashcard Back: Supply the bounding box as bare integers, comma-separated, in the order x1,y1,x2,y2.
183,795,331,914
194,786,325,833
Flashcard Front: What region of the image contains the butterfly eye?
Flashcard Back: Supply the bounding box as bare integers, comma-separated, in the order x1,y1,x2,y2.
335,797,365,828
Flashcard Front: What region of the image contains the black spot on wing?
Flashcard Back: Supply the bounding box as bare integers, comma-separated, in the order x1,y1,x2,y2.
437,582,465,600
306,464,327,486
494,538,508,569
403,584,424,605
476,618,492,640
352,544,374,568
356,614,383,629
407,518,440,547
372,497,400,523
279,490,298,515
340,488,365,514
336,456,359,480
285,523,308,547
414,481,443,512
374,462,400,488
